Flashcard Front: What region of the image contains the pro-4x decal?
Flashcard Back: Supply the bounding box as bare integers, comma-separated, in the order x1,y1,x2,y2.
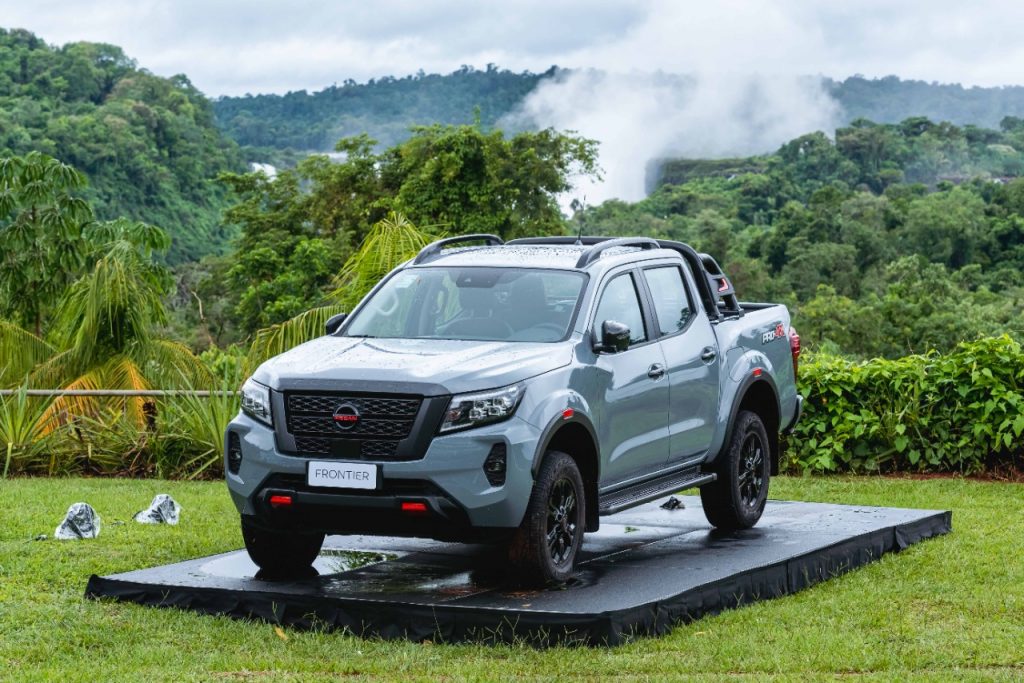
762,322,786,345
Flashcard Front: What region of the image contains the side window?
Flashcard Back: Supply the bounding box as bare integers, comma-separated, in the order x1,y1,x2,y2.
643,266,694,335
593,273,647,345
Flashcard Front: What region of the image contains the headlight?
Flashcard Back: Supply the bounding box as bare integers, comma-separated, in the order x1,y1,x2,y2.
240,378,273,426
440,383,525,434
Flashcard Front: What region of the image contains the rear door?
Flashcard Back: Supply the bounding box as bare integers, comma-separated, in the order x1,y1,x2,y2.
590,268,671,485
639,262,721,463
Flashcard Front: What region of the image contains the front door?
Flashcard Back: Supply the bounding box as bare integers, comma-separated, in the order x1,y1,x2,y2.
591,270,671,485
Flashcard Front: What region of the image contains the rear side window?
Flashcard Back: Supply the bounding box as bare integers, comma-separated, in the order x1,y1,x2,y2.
643,266,694,335
593,273,647,345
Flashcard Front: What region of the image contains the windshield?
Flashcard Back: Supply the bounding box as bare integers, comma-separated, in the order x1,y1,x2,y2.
344,267,586,342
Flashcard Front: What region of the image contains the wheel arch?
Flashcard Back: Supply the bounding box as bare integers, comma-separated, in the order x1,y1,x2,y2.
722,377,782,475
533,414,601,533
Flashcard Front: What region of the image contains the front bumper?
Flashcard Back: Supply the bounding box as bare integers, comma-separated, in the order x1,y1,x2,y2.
224,413,540,539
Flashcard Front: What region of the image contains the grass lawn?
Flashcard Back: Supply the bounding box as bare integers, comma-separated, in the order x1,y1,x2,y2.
1,476,1022,681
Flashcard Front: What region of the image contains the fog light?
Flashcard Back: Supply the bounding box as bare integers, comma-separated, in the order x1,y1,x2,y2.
483,443,507,487
227,431,242,474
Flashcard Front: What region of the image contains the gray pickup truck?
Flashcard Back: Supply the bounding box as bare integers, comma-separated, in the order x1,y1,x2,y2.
225,236,802,584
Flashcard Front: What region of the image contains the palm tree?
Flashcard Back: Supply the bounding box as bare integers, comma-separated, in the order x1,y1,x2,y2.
0,320,55,387
245,212,437,371
20,219,210,430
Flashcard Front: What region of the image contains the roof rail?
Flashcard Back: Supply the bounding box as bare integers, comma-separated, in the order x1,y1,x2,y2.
412,234,504,265
574,237,660,268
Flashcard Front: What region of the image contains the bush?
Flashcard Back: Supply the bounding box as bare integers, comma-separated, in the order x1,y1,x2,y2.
786,336,1024,473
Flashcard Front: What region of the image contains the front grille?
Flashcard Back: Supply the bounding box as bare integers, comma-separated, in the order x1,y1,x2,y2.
285,393,423,462
288,415,410,437
294,437,399,460
288,395,420,417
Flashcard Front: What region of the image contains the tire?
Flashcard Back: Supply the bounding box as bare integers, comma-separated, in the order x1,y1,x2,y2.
241,517,324,575
700,410,771,531
507,451,586,586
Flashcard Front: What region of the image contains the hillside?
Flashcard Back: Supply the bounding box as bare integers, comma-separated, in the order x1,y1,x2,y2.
213,70,1024,156
830,76,1024,129
577,116,1024,359
656,117,1024,191
0,28,245,263
214,65,553,151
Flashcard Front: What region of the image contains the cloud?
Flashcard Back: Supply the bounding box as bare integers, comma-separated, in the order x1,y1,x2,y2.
5,0,1024,98
2,0,644,95
504,1,843,203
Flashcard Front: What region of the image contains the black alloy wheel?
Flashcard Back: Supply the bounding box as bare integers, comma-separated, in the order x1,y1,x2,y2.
546,477,579,566
507,450,586,585
738,432,766,507
699,409,771,531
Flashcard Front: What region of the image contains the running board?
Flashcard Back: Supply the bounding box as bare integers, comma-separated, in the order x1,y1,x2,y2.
598,470,717,516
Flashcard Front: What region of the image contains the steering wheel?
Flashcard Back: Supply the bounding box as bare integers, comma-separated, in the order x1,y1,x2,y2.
439,318,515,339
489,320,515,338
511,322,565,341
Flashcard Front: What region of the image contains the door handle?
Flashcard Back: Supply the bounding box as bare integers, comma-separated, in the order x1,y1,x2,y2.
648,363,666,380
700,347,717,363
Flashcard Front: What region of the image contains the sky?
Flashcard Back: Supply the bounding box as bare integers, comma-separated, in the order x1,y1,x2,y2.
4,0,1024,97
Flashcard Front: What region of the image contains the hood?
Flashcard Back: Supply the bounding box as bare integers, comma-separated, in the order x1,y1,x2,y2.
252,336,574,395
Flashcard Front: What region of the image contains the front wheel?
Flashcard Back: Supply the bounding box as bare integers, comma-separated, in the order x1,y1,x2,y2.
507,450,585,586
700,410,770,530
241,517,324,576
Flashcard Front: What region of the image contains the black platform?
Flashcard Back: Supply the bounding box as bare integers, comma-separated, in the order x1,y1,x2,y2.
86,497,951,646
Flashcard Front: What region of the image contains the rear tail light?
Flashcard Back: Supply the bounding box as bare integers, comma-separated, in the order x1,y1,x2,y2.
789,326,801,379
269,494,293,508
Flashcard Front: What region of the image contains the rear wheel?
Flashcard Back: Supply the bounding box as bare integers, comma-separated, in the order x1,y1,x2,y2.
241,517,324,576
507,451,585,586
700,410,770,530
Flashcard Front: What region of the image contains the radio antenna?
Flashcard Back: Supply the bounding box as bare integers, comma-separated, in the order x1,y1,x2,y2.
570,196,587,245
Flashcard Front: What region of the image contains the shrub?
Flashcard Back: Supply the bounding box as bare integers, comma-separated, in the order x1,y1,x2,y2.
786,335,1024,473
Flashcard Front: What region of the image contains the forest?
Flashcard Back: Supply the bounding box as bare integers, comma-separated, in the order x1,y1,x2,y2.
214,65,1024,154
1,28,1023,477
0,28,244,263
599,116,1024,358
214,64,553,152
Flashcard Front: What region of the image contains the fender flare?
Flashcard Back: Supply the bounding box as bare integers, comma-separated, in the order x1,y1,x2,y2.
712,372,783,474
531,409,601,533
530,410,600,477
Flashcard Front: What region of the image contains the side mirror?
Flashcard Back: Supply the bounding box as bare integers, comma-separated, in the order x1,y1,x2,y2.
595,320,631,353
324,313,348,335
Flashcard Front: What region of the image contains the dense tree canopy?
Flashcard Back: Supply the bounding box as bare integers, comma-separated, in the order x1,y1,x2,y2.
214,64,553,151
214,66,1024,157
0,28,245,263
580,117,1024,358
213,124,598,338
0,152,92,334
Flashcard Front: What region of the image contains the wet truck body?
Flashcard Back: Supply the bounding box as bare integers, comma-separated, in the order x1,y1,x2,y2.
225,236,802,583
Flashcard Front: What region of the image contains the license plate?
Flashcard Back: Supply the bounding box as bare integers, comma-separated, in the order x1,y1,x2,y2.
307,461,378,490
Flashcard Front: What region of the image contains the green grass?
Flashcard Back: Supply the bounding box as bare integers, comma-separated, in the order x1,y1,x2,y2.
1,477,1022,681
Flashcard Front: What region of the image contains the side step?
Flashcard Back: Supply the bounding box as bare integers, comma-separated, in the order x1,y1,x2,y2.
598,468,716,516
